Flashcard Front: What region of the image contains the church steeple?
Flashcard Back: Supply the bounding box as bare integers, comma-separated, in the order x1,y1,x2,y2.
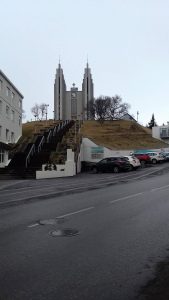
54,60,94,121
82,62,94,120
54,61,66,120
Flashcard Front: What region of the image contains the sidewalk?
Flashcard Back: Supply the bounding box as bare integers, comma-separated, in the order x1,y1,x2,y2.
0,180,27,191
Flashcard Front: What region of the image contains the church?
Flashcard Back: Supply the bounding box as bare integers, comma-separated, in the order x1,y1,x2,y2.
54,62,94,121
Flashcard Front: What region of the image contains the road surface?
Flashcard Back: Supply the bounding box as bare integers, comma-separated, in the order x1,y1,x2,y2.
1,165,169,299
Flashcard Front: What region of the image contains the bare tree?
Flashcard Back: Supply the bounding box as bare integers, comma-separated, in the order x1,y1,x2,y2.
39,103,47,120
31,104,40,120
94,96,111,122
108,95,130,120
88,95,130,123
31,103,49,120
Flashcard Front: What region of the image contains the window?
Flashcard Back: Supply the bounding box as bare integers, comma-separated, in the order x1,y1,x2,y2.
0,100,2,113
18,99,22,109
6,129,9,141
11,92,15,102
11,132,15,143
6,105,9,118
11,110,15,121
6,87,10,97
0,80,2,91
0,149,4,163
19,115,21,126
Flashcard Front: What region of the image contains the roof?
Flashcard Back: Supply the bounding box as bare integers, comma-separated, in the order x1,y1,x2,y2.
120,113,136,121
0,70,24,98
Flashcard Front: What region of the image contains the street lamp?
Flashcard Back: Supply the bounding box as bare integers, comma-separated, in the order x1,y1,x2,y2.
45,104,49,121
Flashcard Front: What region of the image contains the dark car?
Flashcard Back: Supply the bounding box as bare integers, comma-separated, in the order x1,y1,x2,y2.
92,157,131,173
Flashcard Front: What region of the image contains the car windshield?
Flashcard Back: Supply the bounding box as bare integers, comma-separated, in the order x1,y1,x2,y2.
120,157,128,161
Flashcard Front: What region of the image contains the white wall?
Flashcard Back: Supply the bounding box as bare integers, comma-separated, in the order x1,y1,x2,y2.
0,150,9,168
152,126,169,145
81,138,169,162
0,70,23,144
81,138,132,162
36,149,76,179
152,126,160,139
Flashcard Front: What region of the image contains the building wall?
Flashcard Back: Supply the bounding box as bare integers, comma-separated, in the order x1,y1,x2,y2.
54,64,66,120
54,63,94,121
76,91,83,119
65,91,71,120
152,125,169,144
0,70,23,144
152,126,160,139
64,90,83,120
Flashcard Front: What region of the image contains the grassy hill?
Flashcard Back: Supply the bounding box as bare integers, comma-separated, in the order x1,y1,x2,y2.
16,120,168,152
80,120,168,150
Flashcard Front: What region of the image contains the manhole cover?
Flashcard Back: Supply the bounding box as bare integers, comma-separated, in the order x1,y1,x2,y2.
49,228,79,237
56,218,65,224
39,219,57,225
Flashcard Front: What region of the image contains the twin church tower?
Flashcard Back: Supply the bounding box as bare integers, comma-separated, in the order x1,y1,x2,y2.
54,62,94,121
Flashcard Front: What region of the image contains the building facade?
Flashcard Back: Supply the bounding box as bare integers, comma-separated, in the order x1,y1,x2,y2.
152,124,169,144
0,70,23,167
54,63,94,120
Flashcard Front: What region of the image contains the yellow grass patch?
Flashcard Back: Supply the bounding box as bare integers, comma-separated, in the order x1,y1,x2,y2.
80,120,168,150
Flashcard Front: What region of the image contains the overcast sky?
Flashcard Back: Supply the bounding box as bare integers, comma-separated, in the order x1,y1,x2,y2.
1,0,169,125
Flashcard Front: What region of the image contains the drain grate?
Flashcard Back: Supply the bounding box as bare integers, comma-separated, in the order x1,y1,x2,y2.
49,228,79,237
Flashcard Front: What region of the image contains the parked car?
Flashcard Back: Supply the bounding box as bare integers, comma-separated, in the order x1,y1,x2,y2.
161,152,169,161
133,153,151,167
92,157,131,173
146,152,165,164
123,155,141,170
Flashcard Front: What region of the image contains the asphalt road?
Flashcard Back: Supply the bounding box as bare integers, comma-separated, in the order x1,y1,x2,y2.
1,165,169,299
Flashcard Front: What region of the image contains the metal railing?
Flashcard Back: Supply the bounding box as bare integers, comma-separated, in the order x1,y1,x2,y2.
46,130,52,143
38,136,45,153
25,144,35,168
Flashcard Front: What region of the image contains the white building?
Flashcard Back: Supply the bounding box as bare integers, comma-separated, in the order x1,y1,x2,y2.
152,124,169,144
0,70,23,167
54,63,94,121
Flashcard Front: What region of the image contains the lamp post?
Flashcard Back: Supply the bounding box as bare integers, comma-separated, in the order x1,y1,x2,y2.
45,104,49,121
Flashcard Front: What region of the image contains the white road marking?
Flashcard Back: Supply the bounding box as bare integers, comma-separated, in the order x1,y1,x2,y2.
56,206,95,218
28,206,95,228
110,192,143,204
151,184,169,192
28,223,39,228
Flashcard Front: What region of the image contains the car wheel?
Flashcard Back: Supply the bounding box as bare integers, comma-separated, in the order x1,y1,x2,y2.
152,159,157,164
129,164,134,171
92,167,98,173
140,160,145,168
113,166,119,173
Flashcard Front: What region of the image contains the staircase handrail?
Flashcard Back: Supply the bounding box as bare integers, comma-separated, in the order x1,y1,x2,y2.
53,126,57,136
25,144,35,168
46,130,52,143
38,136,45,152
